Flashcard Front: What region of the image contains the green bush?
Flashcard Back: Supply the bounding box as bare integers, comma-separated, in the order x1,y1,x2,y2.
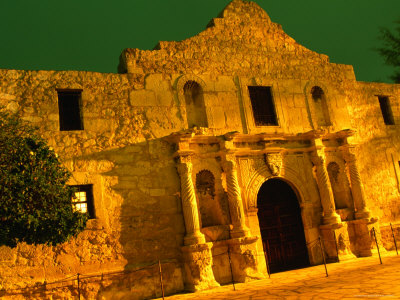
0,108,87,247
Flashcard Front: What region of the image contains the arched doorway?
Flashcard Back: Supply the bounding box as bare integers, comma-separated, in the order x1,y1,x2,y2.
257,178,309,273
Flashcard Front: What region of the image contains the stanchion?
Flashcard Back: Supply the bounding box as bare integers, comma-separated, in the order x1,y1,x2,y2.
372,227,382,264
390,223,398,255
227,248,236,291
333,231,340,262
318,236,328,277
262,242,271,278
77,273,80,300
158,260,165,300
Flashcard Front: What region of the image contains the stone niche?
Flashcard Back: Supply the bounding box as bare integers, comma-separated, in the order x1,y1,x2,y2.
326,159,354,222
196,169,229,228
194,165,232,285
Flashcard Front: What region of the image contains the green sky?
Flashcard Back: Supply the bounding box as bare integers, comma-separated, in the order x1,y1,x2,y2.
0,0,399,83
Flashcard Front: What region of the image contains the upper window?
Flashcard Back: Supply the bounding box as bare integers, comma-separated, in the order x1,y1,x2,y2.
71,184,95,219
311,86,331,127
184,80,208,128
378,96,394,125
248,86,278,126
57,90,84,131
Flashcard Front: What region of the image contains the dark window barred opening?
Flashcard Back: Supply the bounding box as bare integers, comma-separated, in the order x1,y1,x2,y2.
58,90,84,131
378,96,395,125
248,86,278,126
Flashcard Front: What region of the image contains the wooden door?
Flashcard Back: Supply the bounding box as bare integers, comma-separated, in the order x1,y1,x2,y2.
257,178,309,273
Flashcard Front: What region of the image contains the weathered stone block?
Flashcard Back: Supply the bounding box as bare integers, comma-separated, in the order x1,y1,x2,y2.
129,89,157,106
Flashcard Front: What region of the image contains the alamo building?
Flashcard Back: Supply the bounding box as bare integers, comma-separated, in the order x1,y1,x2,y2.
1,1,400,299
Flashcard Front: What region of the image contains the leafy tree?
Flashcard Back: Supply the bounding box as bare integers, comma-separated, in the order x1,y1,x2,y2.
0,108,87,247
377,20,400,83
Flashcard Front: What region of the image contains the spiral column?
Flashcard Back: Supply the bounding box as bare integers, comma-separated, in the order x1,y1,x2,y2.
177,155,205,245
223,157,250,238
311,151,341,225
340,146,371,219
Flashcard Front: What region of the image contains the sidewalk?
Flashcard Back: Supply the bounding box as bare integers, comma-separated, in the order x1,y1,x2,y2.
157,252,400,300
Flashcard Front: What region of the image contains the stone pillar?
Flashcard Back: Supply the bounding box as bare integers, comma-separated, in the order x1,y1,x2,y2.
340,146,371,220
181,243,220,291
176,154,219,291
222,156,250,238
311,151,341,225
320,223,356,262
227,236,266,282
176,155,205,245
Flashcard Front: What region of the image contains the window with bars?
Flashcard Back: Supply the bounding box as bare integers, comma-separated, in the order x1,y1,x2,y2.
248,86,278,126
378,96,395,125
71,184,95,218
58,90,84,131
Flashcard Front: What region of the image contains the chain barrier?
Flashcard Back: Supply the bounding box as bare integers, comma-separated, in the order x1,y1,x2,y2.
5,227,398,297
1,259,174,299
210,235,329,284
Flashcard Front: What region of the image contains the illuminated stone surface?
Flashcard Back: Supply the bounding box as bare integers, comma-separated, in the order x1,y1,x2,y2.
0,0,399,299
154,254,400,300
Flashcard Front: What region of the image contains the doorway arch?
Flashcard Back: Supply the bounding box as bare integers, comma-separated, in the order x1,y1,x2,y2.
257,178,309,273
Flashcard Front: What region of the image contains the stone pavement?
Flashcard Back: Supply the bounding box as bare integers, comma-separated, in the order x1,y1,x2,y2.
156,252,400,300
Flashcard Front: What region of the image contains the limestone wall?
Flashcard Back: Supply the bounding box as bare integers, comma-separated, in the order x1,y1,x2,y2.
1,0,400,298
347,82,400,223
0,69,188,298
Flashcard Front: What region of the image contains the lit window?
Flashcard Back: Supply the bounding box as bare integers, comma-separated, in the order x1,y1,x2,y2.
58,90,84,131
248,86,278,126
71,185,95,218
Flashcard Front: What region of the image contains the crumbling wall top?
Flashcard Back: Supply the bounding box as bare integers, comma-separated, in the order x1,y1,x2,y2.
118,0,335,78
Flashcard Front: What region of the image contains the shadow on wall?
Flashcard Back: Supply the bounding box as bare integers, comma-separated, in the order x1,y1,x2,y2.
81,138,186,299
0,138,187,299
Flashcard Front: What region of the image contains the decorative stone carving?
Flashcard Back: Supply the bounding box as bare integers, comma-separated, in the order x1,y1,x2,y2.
196,169,228,226
311,150,341,225
222,156,250,238
181,243,219,291
227,237,266,282
319,223,356,262
265,152,283,176
176,155,206,245
237,157,265,190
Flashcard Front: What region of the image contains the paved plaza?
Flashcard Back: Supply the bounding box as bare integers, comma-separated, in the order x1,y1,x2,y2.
157,252,400,300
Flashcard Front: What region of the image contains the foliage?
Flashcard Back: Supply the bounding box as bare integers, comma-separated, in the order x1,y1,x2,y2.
0,108,87,247
377,20,400,83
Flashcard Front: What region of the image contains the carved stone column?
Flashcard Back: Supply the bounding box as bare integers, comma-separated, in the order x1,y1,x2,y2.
311,151,341,225
177,155,205,245
222,156,250,238
340,146,371,220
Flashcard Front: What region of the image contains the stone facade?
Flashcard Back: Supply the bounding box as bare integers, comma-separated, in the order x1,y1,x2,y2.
1,0,400,298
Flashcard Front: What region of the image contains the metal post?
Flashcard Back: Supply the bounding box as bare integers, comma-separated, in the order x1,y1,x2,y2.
227,248,236,291
158,260,165,300
318,236,328,277
390,223,398,255
333,230,340,262
77,273,80,300
262,242,271,278
372,227,382,264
